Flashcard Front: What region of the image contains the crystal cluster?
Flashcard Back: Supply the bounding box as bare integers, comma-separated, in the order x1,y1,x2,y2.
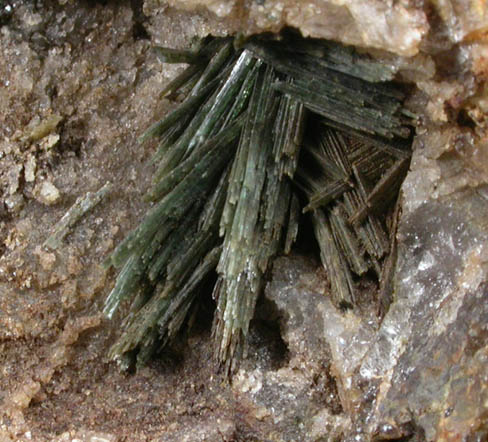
104,32,414,372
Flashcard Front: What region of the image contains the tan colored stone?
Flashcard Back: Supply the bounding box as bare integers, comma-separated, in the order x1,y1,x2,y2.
159,0,428,56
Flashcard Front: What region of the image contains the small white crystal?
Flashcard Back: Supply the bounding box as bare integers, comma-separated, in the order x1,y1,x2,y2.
39,181,61,205
25,154,36,182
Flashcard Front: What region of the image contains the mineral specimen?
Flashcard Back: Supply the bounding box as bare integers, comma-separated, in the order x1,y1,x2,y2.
44,182,113,250
104,32,414,373
1,0,487,440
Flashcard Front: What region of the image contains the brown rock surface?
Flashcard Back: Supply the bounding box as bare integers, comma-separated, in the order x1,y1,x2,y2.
0,0,487,441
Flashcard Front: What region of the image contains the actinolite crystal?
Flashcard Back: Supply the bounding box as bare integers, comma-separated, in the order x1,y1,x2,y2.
103,32,414,374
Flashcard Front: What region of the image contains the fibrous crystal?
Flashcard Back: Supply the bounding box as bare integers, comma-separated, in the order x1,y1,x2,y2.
104,31,414,372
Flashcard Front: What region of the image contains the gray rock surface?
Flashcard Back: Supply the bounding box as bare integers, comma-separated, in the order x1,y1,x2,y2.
364,128,488,440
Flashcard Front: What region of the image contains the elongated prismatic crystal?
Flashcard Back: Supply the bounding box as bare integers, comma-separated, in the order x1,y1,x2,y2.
103,31,414,374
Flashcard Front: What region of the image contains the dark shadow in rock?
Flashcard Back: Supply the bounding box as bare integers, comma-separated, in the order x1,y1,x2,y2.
247,296,290,371
0,1,13,27
456,108,477,130
130,0,149,40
